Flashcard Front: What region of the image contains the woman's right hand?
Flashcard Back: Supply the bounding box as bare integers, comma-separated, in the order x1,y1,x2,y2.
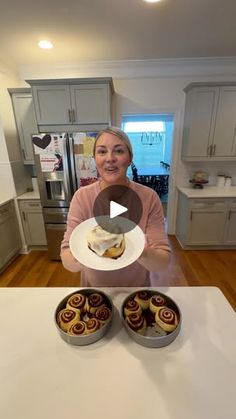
60,248,83,273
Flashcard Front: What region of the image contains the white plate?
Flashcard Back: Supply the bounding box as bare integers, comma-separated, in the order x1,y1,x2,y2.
69,217,145,271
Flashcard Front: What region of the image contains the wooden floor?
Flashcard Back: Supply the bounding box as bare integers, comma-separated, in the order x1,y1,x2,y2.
1,235,235,310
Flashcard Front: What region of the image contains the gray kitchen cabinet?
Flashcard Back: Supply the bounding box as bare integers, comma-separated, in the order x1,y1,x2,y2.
182,83,236,160
224,199,236,244
9,89,38,164
19,200,47,246
26,78,113,132
0,200,21,271
175,193,236,248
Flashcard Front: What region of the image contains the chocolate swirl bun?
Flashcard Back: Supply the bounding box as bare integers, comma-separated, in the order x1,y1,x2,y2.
87,293,104,314
155,307,178,332
66,293,87,313
124,299,142,317
68,320,87,336
126,313,146,335
149,294,166,314
57,308,80,332
134,291,150,310
86,318,101,334
95,306,111,324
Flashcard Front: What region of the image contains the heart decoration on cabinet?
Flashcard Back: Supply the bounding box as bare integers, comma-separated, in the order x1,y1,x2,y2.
33,134,51,149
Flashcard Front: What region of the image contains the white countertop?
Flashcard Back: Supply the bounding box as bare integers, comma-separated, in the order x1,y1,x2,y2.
0,286,235,419
178,185,236,198
17,190,40,200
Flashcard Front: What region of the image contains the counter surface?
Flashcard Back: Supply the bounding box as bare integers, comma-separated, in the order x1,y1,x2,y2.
178,185,236,198
0,286,235,419
17,191,40,200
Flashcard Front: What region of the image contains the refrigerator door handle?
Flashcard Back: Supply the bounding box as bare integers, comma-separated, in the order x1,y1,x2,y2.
62,136,73,202
68,135,77,194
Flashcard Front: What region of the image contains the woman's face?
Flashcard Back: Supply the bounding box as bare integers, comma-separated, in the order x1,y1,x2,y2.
94,132,132,186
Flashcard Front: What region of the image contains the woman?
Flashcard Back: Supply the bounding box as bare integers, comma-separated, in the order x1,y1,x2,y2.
61,126,170,286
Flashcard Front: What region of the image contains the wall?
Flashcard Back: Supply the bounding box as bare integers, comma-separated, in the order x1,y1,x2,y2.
0,72,31,196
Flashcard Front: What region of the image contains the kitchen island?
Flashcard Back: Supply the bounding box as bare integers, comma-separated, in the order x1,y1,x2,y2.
0,287,235,419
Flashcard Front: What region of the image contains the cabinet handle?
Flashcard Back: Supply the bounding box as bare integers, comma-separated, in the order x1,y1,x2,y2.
22,211,26,221
212,144,216,155
72,109,76,123
228,210,231,220
190,210,192,220
68,109,72,123
207,145,211,156
22,149,26,160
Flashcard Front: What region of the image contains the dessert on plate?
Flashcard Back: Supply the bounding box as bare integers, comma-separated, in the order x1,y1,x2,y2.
87,225,125,259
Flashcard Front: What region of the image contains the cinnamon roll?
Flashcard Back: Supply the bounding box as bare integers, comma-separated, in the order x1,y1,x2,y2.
95,306,111,324
66,293,87,314
149,294,166,314
86,318,101,334
124,299,142,317
57,308,80,332
134,291,150,310
68,320,87,336
126,313,146,335
87,293,104,314
155,307,178,332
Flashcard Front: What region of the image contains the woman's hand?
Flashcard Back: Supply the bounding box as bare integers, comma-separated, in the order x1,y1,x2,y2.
137,245,170,272
60,248,83,273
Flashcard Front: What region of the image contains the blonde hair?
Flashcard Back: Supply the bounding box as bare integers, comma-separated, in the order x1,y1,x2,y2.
93,126,133,159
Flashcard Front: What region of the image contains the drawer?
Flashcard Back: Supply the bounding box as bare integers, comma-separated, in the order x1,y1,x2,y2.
19,200,42,210
190,199,226,210
229,199,236,208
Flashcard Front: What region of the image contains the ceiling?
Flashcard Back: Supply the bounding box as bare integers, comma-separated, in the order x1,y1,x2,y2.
1,0,236,74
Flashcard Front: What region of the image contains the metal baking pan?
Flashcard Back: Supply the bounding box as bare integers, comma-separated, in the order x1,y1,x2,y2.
121,289,181,348
55,288,113,346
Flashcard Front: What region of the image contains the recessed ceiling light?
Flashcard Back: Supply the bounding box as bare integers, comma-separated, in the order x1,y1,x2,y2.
38,40,53,49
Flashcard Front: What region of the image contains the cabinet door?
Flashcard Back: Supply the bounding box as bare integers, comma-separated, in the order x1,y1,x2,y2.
182,87,219,158
213,86,236,157
32,85,71,125
188,209,226,245
70,84,110,124
20,201,47,246
11,93,38,164
0,201,21,269
224,200,236,244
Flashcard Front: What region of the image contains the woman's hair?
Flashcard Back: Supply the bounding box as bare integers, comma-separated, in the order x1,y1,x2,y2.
93,126,133,159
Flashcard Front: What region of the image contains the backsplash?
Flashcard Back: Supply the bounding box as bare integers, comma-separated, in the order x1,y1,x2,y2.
180,161,236,187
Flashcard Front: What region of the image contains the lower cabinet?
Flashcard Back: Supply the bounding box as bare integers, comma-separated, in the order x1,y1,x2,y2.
18,200,47,246
176,193,236,248
0,200,21,270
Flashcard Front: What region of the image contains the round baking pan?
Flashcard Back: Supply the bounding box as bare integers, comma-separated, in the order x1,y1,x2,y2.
55,288,113,346
121,289,181,348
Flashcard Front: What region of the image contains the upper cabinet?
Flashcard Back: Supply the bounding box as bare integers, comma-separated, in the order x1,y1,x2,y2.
26,78,114,132
9,89,38,164
181,83,236,161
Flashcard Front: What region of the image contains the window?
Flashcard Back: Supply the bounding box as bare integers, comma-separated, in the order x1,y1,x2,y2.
122,114,174,177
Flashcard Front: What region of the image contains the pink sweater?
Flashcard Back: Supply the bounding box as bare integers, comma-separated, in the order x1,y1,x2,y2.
61,180,170,287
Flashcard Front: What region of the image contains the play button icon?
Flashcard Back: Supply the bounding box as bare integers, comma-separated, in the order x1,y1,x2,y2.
93,184,143,234
110,201,127,218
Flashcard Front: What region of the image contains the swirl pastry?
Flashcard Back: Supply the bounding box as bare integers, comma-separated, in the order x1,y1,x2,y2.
95,306,111,324
68,320,87,336
134,291,150,310
57,308,80,332
124,299,142,317
149,294,166,314
87,293,104,314
155,307,178,332
86,318,101,334
87,225,125,259
126,313,146,335
66,293,87,313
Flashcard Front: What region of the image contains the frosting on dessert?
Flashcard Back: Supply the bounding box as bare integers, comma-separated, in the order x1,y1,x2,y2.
87,225,124,256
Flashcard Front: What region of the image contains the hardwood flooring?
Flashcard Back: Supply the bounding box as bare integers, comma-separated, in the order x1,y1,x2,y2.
0,235,235,310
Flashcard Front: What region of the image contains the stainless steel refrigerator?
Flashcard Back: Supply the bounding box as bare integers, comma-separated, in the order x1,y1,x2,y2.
32,132,98,260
